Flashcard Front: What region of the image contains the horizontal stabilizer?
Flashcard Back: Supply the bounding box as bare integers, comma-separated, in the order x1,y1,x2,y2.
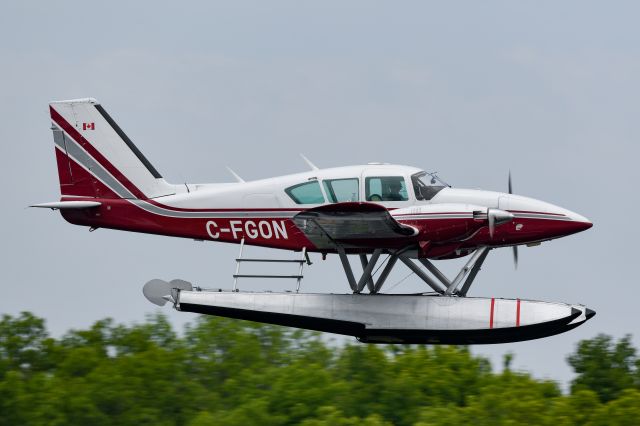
30,201,102,210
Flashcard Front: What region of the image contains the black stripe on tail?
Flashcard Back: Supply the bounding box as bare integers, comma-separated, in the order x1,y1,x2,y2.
94,104,163,179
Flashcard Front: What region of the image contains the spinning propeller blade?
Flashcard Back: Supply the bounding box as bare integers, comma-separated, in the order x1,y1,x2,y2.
508,170,513,194
488,211,496,238
487,171,517,239
508,171,518,269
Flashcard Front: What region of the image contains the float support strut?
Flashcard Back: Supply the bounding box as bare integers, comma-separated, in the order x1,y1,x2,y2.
356,249,382,293
445,247,490,295
399,256,445,294
458,248,491,297
337,247,357,292
373,254,399,294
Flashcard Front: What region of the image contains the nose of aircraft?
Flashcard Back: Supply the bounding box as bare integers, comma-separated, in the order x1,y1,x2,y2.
557,210,593,235
562,209,593,233
499,194,592,239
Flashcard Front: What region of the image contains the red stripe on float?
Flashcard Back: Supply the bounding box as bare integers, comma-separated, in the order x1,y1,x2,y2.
516,298,521,327
489,298,495,329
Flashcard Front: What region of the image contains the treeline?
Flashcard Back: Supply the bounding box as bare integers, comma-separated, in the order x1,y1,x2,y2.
0,312,639,425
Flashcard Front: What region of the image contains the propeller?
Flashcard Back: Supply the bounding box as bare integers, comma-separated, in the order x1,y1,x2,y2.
169,279,193,292
488,208,514,238
143,279,193,306
508,170,518,269
143,279,172,306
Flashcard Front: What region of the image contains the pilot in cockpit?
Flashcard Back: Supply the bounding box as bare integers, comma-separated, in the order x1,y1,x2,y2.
384,180,404,201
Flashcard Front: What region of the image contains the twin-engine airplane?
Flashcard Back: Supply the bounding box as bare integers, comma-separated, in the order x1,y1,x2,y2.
34,98,595,344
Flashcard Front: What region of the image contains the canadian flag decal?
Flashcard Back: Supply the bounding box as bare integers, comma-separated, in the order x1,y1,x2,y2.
83,122,95,130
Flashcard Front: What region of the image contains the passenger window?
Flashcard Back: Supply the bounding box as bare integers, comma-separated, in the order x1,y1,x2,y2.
365,176,408,202
323,178,359,203
285,181,325,204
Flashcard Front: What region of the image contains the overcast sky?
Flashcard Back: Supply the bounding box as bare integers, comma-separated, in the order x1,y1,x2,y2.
1,1,639,386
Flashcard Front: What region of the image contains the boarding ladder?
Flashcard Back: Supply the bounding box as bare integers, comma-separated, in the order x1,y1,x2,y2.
232,238,309,292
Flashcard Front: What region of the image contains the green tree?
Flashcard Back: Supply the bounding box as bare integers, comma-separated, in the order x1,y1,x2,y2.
544,389,601,426
300,406,391,426
567,334,637,402
588,388,640,425
1,311,640,426
415,368,561,426
0,312,56,376
379,345,491,425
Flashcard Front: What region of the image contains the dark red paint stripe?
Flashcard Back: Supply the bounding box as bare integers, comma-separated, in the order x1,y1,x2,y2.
393,212,471,216
516,298,521,327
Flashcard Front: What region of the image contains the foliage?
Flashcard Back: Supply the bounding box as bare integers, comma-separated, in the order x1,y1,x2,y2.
567,333,637,402
0,311,638,425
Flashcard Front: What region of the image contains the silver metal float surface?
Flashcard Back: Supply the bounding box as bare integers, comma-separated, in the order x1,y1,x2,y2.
175,290,595,344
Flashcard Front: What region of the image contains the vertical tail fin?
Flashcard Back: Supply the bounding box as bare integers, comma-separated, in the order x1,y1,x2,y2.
49,98,176,200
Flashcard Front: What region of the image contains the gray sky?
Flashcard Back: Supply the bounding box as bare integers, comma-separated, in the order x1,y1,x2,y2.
2,1,639,386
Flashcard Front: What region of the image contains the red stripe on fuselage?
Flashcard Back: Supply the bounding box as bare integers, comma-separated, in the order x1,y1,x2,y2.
516,298,521,327
393,212,471,216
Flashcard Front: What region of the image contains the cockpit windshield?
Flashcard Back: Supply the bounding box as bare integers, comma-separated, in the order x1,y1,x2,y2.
411,171,449,201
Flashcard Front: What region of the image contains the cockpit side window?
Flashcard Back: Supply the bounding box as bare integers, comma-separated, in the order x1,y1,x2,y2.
365,176,408,202
285,181,325,204
412,172,445,201
322,178,359,203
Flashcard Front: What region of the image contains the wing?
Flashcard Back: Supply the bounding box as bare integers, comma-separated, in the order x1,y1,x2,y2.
293,202,417,250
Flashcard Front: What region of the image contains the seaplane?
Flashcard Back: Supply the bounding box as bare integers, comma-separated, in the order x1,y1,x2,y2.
33,98,595,344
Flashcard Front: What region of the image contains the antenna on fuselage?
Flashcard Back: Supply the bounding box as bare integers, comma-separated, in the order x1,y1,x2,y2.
300,154,319,171
226,166,245,183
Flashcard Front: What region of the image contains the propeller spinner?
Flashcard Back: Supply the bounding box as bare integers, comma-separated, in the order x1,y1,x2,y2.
488,208,514,238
